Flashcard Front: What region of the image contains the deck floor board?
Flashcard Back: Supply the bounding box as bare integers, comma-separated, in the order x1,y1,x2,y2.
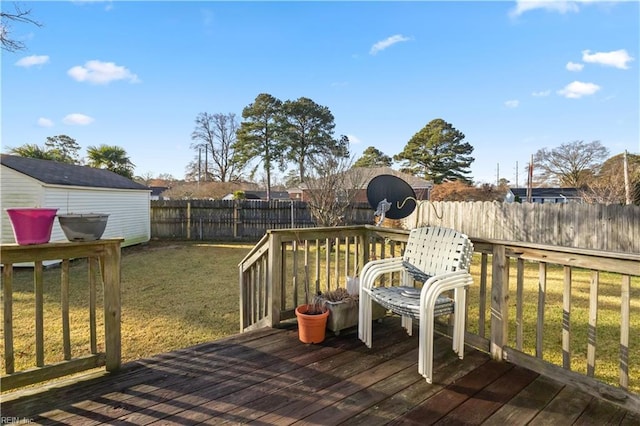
1,317,636,425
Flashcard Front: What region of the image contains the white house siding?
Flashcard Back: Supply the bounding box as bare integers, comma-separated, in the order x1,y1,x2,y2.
44,185,150,246
0,167,46,243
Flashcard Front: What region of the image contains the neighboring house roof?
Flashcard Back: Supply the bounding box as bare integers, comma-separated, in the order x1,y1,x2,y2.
1,154,149,190
357,167,434,189
245,191,290,200
222,190,291,200
150,186,169,197
299,167,434,191
508,187,580,199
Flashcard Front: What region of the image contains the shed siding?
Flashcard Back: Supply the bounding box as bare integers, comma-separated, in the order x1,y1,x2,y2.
0,167,45,243
1,164,150,247
44,186,150,246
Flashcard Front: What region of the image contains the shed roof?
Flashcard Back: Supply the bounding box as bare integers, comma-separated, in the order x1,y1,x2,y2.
1,154,149,190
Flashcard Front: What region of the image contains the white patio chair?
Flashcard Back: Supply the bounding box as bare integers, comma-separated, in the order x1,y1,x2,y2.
358,226,474,383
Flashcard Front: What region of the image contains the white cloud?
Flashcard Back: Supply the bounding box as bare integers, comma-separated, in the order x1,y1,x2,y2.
37,117,54,127
557,81,601,98
505,100,520,108
67,60,140,84
63,113,95,125
370,34,411,55
15,55,50,67
509,0,626,17
509,1,580,17
582,49,634,69
566,61,584,71
532,90,551,97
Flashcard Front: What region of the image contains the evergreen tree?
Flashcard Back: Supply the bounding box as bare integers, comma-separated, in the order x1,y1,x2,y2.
394,118,474,183
353,146,393,168
279,97,338,183
234,93,284,201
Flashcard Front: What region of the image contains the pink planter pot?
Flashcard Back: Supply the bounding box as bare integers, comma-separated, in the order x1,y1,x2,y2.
5,208,58,245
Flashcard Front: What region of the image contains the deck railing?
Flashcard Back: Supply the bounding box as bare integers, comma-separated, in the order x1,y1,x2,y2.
1,239,122,391
238,225,640,413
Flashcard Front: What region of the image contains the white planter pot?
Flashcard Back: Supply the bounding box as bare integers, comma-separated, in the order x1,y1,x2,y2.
58,213,109,242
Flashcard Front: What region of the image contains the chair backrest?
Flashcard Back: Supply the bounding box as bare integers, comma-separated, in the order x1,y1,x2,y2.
402,226,474,277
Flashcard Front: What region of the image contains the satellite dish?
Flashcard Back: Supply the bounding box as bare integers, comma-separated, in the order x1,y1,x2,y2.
366,174,417,223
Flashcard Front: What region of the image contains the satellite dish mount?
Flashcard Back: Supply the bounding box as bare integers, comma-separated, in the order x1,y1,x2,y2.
366,175,417,226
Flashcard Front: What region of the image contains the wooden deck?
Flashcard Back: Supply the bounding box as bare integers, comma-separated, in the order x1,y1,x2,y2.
2,317,638,425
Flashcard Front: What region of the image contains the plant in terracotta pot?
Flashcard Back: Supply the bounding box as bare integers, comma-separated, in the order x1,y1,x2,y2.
295,277,330,344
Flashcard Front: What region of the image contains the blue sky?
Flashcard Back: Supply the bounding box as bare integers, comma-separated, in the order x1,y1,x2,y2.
2,0,639,185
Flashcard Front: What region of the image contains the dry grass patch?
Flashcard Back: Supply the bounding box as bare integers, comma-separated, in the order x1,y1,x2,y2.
1,240,253,373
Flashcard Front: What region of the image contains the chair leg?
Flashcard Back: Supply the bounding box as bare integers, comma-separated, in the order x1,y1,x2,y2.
451,312,458,354
455,288,466,359
358,291,372,348
401,316,413,336
418,313,435,384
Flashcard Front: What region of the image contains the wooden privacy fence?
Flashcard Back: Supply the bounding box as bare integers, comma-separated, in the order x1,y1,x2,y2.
150,199,375,240
152,200,639,253
407,201,640,253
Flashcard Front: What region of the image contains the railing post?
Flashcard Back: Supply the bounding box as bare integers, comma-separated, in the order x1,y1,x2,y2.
490,244,509,361
268,232,282,327
102,241,122,371
359,230,370,271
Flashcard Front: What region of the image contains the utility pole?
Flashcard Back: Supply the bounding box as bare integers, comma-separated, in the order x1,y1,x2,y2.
526,155,533,203
515,161,519,188
198,147,201,187
204,145,208,182
624,150,632,205
496,163,500,186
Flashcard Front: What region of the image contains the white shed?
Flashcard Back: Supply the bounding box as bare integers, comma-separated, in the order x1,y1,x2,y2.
1,154,150,247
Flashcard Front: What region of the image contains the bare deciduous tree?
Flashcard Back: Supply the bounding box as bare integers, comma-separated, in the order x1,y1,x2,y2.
1,3,42,52
533,140,609,187
580,152,640,204
303,142,370,227
191,112,243,182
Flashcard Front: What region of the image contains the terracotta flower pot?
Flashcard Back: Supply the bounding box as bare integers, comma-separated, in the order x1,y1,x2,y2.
5,208,58,245
295,305,329,344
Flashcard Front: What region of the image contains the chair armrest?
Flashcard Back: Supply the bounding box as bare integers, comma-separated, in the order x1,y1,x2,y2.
420,270,473,306
360,257,404,290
